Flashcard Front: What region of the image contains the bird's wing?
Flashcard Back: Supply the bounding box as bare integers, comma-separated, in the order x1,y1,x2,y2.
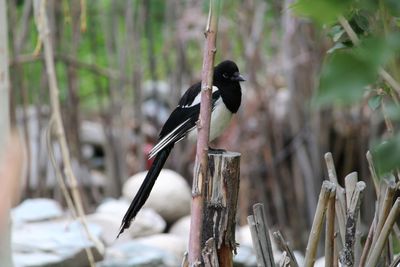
148,89,220,159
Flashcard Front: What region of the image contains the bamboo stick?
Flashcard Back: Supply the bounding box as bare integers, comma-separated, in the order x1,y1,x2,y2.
304,181,336,267
325,186,336,267
366,198,400,267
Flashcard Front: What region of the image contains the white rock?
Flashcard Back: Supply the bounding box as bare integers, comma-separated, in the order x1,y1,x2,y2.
96,198,130,215
135,234,187,260
100,240,179,267
129,208,166,238
12,198,63,224
86,213,130,246
123,169,191,223
94,198,166,242
169,215,191,243
12,220,103,267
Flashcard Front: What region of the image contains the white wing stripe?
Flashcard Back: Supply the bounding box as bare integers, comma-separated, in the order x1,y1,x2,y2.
180,86,219,108
148,118,190,159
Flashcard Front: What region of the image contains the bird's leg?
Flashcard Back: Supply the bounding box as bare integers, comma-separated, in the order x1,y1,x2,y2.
208,146,226,154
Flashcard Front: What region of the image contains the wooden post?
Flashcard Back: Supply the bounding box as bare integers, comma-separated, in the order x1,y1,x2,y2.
200,151,240,267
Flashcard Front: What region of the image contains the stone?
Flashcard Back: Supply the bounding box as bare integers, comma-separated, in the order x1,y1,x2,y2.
11,198,63,224
12,220,103,267
95,198,166,240
99,241,179,267
122,169,191,223
96,198,131,215
169,215,191,243
134,234,187,261
233,245,257,267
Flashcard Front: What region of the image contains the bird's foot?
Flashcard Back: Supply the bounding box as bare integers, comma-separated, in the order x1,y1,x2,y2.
208,147,226,154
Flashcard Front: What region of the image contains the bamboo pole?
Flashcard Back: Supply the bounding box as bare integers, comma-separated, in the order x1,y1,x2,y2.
248,203,275,267
304,181,336,267
366,198,400,267
188,0,221,265
325,185,336,267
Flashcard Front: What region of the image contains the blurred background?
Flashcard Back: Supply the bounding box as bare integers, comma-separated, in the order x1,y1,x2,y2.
3,0,400,264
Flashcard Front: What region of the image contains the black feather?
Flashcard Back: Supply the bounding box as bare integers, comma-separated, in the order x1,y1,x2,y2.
117,145,173,237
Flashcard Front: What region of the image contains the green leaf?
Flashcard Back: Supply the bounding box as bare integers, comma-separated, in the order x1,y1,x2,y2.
315,36,400,107
368,95,382,110
372,135,400,176
292,0,353,25
315,51,377,106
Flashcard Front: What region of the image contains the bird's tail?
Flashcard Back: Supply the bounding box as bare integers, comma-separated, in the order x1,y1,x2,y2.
117,145,173,237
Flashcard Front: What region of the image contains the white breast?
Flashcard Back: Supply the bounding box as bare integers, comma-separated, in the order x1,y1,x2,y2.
188,98,232,142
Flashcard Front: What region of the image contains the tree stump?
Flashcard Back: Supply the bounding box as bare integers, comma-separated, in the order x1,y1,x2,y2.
201,151,241,267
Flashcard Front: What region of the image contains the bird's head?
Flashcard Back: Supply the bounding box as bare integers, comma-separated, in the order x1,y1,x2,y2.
214,60,246,83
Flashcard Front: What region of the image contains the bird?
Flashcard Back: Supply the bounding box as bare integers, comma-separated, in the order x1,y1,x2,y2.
117,60,245,237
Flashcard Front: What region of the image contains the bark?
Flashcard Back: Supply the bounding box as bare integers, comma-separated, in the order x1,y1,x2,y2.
189,0,221,264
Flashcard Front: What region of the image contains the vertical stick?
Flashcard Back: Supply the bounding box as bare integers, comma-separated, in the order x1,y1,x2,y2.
188,0,221,265
340,181,366,267
248,204,275,267
304,181,336,267
325,186,336,267
366,198,400,267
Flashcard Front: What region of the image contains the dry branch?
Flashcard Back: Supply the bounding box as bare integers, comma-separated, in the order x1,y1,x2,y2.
273,231,299,267
33,1,103,265
248,203,275,267
325,185,336,267
366,198,400,267
304,180,336,267
324,152,346,246
188,0,221,265
340,181,366,267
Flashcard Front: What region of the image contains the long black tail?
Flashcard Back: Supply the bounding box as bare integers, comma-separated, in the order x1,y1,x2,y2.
117,145,173,237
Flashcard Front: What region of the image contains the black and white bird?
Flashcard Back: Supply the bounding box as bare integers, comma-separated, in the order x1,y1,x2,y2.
118,60,245,237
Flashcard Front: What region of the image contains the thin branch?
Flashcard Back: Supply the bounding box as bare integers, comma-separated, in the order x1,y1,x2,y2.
304,181,336,267
33,1,104,265
188,0,221,265
366,198,400,267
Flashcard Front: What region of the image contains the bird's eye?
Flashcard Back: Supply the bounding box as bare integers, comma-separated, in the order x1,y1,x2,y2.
223,73,229,79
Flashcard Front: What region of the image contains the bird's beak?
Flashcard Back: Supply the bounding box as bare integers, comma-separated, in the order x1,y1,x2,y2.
231,72,246,82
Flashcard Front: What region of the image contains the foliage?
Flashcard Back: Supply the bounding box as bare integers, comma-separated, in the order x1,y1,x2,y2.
293,0,400,176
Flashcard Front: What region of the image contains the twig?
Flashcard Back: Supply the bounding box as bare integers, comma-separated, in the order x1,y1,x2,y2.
253,203,276,267
371,181,397,248
325,186,336,267
273,231,299,267
359,214,377,267
324,152,346,246
46,117,77,219
188,0,221,265
304,181,336,267
248,215,269,266
365,198,400,267
366,151,380,197
33,1,104,265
